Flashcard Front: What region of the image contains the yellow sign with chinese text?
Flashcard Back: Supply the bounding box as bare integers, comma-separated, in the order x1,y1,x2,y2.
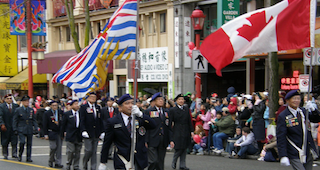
0,4,18,76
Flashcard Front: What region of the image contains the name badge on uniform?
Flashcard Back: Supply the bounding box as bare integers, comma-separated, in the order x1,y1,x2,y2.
69,115,74,118
285,115,293,119
150,111,159,118
87,107,93,113
114,123,122,128
138,126,146,136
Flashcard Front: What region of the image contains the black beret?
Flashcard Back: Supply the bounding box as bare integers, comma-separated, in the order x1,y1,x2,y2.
174,94,184,102
21,95,30,101
70,100,78,105
117,94,133,105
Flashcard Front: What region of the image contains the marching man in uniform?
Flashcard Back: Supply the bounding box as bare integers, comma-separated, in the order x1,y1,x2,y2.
12,96,38,162
0,94,19,159
98,94,156,170
61,100,82,170
277,90,320,170
43,100,64,168
145,92,171,170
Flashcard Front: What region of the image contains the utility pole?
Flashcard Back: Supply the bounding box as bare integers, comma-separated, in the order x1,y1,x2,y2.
26,0,33,98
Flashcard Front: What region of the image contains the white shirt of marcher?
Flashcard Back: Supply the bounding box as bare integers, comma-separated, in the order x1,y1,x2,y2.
7,103,11,109
121,112,133,138
155,106,162,114
88,102,96,118
109,107,113,113
288,106,304,119
72,109,80,128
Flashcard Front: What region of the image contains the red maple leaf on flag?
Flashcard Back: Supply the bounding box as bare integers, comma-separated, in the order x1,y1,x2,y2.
237,11,273,42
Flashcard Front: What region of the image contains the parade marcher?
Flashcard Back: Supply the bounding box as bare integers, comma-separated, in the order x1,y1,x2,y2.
145,92,171,170
36,103,46,138
80,92,104,170
0,94,19,159
169,94,193,170
98,94,156,170
101,97,119,160
277,90,320,170
101,97,119,130
12,96,38,162
43,100,64,168
61,100,82,170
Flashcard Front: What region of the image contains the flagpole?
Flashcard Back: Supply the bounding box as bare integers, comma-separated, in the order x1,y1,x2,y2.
305,0,316,158
130,0,139,169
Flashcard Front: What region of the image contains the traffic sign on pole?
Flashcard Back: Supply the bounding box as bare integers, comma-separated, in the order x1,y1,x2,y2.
192,50,208,73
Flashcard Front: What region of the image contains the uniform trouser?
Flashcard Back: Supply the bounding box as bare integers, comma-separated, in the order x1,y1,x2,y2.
83,138,99,170
18,133,32,160
148,146,166,170
172,149,187,169
148,136,166,170
49,134,63,165
290,151,313,170
2,132,18,157
66,139,82,170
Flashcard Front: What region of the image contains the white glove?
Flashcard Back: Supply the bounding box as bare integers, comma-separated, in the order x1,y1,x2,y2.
132,105,143,117
208,121,213,125
98,163,109,170
99,132,105,140
280,157,290,166
82,131,89,138
306,101,316,111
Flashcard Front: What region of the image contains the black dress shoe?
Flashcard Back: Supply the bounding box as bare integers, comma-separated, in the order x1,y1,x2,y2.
172,162,176,169
3,156,8,159
180,167,190,170
18,156,22,162
48,162,53,167
55,164,64,168
26,159,33,162
12,156,18,158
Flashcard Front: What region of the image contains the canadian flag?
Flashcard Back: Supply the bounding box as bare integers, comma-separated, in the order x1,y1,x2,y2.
200,0,316,76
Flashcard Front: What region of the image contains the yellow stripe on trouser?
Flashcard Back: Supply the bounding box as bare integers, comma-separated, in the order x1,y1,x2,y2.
0,159,59,170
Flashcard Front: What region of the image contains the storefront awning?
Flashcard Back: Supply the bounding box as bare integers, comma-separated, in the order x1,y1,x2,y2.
37,49,114,74
0,77,10,90
5,66,47,90
37,50,78,74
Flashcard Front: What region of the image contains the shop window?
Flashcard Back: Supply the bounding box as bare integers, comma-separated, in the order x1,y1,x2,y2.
59,27,62,42
117,75,126,97
115,60,127,69
66,26,71,42
97,22,101,34
148,16,154,34
160,13,166,33
20,35,26,48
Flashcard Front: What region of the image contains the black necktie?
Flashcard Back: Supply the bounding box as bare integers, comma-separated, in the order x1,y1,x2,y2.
74,112,78,127
160,109,165,121
8,105,11,113
127,117,132,134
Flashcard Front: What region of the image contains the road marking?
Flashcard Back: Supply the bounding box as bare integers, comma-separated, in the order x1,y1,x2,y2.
0,159,58,170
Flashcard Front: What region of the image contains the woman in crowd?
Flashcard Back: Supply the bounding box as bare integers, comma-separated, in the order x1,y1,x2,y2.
231,127,258,159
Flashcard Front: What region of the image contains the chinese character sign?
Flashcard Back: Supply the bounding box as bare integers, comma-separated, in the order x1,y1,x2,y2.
217,0,240,27
0,4,18,76
9,0,46,36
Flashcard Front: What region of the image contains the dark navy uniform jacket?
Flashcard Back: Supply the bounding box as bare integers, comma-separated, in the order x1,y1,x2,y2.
43,109,64,140
277,107,320,159
61,110,82,143
79,103,103,138
12,106,38,135
144,106,172,148
0,102,19,145
100,113,156,169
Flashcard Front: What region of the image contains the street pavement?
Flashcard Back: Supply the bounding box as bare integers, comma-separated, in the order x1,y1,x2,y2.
0,137,318,170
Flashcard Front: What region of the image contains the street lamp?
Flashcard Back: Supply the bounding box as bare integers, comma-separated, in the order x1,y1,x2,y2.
191,6,205,100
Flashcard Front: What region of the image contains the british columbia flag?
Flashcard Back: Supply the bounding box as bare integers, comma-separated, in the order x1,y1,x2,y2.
51,0,137,99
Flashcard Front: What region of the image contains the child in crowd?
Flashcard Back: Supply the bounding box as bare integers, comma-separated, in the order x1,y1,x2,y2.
257,135,278,162
225,126,242,157
191,132,207,155
193,104,207,127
